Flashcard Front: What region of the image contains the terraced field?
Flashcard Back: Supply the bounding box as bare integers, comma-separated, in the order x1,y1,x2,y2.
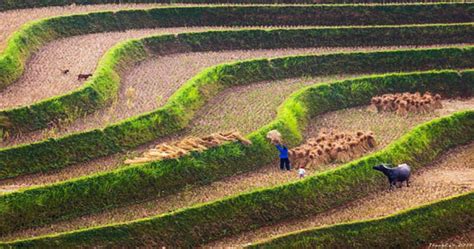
210,141,474,247
0,3,180,50
0,1,472,248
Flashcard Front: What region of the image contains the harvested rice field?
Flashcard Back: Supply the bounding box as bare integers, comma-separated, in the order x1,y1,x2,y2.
0,26,287,110
0,75,343,192
0,2,472,248
305,98,474,147
0,3,199,50
207,142,474,247
4,43,467,147
1,81,470,192
1,98,472,241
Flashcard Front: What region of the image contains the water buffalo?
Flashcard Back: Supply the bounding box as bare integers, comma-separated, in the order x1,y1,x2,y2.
373,163,411,190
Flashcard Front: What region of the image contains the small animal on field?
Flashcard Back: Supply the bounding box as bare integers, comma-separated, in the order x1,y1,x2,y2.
77,73,93,81
373,163,411,190
62,69,70,75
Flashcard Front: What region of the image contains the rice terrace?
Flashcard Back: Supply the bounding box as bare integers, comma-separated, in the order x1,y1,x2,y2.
0,0,473,247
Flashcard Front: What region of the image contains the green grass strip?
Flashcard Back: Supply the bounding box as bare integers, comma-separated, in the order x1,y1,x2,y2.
248,191,474,248
0,68,472,237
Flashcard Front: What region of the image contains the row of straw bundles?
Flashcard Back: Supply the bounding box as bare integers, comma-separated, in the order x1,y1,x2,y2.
125,131,251,164
290,129,377,168
369,92,442,116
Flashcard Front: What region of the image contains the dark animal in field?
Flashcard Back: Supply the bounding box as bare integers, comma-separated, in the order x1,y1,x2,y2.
373,163,411,190
62,69,70,75
77,73,92,80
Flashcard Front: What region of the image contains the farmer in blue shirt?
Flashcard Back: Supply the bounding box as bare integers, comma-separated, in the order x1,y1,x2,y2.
276,143,291,171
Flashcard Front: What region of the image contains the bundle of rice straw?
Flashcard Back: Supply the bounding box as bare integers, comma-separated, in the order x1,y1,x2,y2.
266,130,282,144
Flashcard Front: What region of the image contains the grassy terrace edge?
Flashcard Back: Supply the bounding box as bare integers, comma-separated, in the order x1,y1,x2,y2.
0,0,468,11
0,46,473,179
2,24,473,134
0,68,472,237
0,3,472,89
248,191,474,248
3,110,473,246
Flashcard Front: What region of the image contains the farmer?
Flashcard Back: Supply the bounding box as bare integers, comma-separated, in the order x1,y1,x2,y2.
276,143,291,171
